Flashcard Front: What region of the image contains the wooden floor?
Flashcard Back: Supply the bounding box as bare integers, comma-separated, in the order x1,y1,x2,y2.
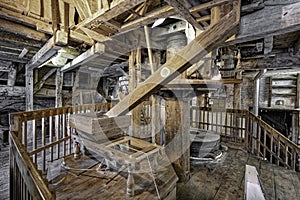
47,145,300,200
49,153,177,200
177,146,300,200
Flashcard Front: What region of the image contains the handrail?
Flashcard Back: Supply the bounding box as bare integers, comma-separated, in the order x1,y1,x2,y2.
10,131,55,200
249,112,300,155
191,106,300,170
9,102,114,199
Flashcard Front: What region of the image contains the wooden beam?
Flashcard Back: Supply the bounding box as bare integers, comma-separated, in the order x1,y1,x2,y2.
230,1,300,44
189,0,232,13
121,5,176,32
165,0,203,30
61,42,105,72
33,68,57,94
51,0,59,32
0,18,48,41
197,15,211,23
55,68,63,107
0,53,29,63
241,53,300,69
75,0,145,29
264,36,273,55
0,7,53,34
121,0,231,34
79,27,111,42
27,31,68,70
69,30,94,45
25,68,34,111
73,0,92,20
106,2,240,117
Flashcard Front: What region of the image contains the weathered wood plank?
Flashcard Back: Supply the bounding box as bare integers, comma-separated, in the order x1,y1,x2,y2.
107,4,240,117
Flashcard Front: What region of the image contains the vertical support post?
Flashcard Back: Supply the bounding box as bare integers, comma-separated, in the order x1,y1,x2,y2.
253,70,266,151
25,67,34,111
233,83,241,140
296,73,300,109
164,97,190,183
7,63,17,86
55,68,63,107
130,48,143,139
25,67,34,144
268,77,272,107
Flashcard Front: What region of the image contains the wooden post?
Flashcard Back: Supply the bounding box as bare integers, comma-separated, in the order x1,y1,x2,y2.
268,77,272,107
296,73,300,108
129,48,143,138
7,63,17,86
55,68,63,107
25,67,34,142
233,83,241,142
164,97,190,183
25,67,34,111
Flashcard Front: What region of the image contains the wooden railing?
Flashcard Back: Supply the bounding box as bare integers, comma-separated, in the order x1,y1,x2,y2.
9,103,114,200
191,107,300,171
191,106,248,144
246,112,300,170
9,104,300,199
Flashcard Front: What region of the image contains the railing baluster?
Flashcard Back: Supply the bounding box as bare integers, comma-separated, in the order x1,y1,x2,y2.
23,115,27,150
263,129,267,159
257,121,261,157
56,109,61,159
49,110,54,162
32,114,37,164
41,111,46,172
277,137,280,166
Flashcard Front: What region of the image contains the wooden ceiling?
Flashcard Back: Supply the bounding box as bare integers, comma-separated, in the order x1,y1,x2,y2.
0,0,233,71
0,0,300,74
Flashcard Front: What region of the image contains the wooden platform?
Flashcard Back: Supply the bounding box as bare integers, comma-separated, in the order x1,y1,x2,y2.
177,146,300,200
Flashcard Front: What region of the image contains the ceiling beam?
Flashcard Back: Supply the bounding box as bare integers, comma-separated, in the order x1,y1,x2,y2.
189,0,232,13
73,0,92,20
0,7,53,34
0,18,48,41
106,1,240,117
0,53,29,63
61,43,105,72
165,0,203,30
75,0,145,29
0,34,41,48
27,31,68,70
121,0,232,33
